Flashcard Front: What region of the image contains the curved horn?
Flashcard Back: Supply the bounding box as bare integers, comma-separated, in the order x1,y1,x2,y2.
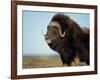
49,21,66,37
57,23,65,37
59,30,65,37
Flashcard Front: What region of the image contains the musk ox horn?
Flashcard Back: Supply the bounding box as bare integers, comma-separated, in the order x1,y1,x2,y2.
59,30,65,38
49,21,65,38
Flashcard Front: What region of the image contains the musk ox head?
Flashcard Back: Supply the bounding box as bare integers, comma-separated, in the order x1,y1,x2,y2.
45,14,81,48
44,13,89,66
45,21,65,47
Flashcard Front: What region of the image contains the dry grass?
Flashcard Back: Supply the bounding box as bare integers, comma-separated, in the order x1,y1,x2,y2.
22,55,63,69
22,55,87,69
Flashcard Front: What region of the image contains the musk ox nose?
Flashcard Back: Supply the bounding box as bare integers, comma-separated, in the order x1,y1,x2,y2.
45,36,49,40
45,36,52,44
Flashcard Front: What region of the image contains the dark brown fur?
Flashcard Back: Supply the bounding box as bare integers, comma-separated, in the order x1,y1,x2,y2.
45,14,89,66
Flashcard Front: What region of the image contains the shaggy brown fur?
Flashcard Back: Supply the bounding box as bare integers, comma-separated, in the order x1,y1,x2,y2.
45,14,89,66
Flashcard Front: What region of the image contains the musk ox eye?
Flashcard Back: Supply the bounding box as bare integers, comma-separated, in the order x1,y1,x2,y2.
52,26,59,31
51,28,58,34
52,26,58,30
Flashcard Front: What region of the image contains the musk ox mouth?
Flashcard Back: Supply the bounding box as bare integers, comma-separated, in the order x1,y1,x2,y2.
45,39,55,48
48,43,54,47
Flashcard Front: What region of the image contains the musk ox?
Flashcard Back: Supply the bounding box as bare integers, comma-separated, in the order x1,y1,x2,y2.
45,14,89,66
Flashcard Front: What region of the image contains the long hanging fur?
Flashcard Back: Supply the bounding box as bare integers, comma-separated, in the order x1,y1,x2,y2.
45,14,89,66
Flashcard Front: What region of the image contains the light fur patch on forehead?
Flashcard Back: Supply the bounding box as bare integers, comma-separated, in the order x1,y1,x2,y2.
49,21,61,28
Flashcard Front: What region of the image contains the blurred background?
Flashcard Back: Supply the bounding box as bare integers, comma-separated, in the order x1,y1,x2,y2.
22,11,90,68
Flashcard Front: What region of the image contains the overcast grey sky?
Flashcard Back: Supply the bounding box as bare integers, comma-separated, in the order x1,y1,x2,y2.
22,11,90,56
